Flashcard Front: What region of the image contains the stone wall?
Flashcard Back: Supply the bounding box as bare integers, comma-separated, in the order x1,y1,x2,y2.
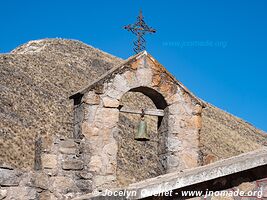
78,52,203,190
0,135,93,199
0,52,205,199
71,149,267,200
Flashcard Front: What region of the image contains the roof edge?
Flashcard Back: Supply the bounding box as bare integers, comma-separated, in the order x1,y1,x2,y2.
146,53,205,106
69,51,148,99
72,148,267,200
69,51,205,107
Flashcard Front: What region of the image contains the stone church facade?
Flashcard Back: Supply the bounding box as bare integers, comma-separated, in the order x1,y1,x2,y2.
69,51,203,190
0,39,266,200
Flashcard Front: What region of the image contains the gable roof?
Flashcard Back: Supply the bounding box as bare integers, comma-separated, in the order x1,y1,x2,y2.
69,51,205,106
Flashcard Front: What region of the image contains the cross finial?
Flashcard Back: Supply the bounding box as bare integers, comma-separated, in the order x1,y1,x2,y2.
124,10,156,54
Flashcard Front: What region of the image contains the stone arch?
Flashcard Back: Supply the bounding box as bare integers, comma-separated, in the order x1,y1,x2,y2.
116,87,169,186
129,86,168,109
128,86,168,129
78,54,201,189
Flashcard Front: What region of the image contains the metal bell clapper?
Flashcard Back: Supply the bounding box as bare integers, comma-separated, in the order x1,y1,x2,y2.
135,109,149,141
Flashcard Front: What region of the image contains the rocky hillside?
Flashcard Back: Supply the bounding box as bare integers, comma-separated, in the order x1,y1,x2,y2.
200,103,267,164
0,39,123,169
0,38,266,170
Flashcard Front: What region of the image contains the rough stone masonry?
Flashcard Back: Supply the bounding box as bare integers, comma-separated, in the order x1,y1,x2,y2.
70,51,204,191
0,39,266,200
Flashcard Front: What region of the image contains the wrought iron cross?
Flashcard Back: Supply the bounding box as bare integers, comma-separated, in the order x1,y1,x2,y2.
124,10,156,54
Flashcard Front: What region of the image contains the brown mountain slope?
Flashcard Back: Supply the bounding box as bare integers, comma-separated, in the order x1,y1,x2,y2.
200,103,267,164
0,39,123,168
0,38,266,170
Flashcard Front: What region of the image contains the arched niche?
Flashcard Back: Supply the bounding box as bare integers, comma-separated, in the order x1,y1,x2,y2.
129,86,167,129
116,87,168,186
129,86,168,109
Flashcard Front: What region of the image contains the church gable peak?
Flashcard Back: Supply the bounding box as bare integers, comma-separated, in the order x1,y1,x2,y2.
70,52,203,107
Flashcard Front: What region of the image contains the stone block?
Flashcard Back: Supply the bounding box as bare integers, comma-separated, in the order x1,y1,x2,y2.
123,71,138,88
41,136,53,153
59,147,78,154
136,68,152,86
85,105,98,123
105,161,117,175
103,142,118,157
192,115,202,129
159,81,172,94
168,103,187,115
89,156,102,173
177,131,199,149
192,104,202,115
166,154,180,169
0,168,22,186
6,187,36,200
76,171,93,180
152,74,161,87
168,115,185,132
0,189,7,200
62,160,83,170
102,96,120,108
167,136,182,152
43,168,58,177
41,154,57,169
76,179,93,192
112,74,129,92
106,88,124,100
94,108,119,129
203,154,218,165
83,91,100,105
237,182,255,194
59,140,78,154
180,151,199,169
50,176,76,193
60,139,77,148
165,92,183,105
130,58,141,69
82,123,99,139
102,128,116,145
39,191,57,200
94,175,116,187
30,172,49,190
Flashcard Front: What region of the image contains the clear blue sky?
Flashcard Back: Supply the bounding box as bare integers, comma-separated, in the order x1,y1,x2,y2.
1,0,266,132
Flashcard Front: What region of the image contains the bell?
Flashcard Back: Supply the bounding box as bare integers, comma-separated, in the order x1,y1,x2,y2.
135,116,149,141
